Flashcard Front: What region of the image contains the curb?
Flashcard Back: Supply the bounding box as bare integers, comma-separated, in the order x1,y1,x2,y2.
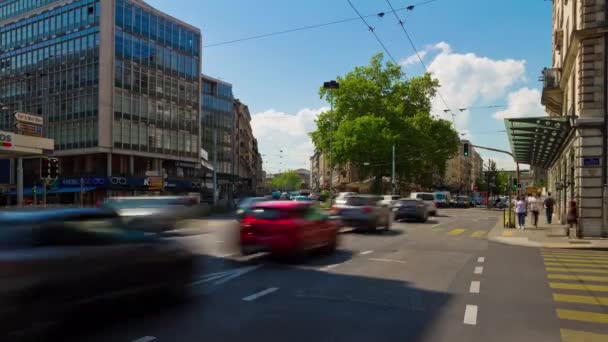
487,217,608,249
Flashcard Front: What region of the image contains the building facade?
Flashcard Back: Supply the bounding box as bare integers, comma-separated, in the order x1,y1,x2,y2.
534,0,608,237
201,74,233,180
443,140,481,193
234,98,263,195
0,0,202,201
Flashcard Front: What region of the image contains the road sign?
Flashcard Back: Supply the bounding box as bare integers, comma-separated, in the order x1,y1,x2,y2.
15,122,43,135
13,112,43,125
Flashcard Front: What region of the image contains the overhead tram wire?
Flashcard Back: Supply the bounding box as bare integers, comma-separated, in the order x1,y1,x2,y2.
204,0,437,48
385,0,457,124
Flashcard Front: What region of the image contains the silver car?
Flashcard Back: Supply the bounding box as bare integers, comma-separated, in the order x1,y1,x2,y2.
332,195,392,232
393,198,428,222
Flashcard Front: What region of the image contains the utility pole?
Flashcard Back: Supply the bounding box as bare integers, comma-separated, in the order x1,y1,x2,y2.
16,157,23,207
392,144,396,194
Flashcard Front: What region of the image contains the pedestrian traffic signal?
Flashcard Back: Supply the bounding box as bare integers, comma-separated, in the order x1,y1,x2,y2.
463,143,469,156
40,157,50,179
513,178,518,190
49,158,60,179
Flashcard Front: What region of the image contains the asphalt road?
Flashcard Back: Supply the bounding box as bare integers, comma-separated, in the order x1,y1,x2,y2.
58,208,608,342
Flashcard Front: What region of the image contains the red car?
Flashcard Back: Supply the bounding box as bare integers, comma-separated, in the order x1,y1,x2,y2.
240,201,340,257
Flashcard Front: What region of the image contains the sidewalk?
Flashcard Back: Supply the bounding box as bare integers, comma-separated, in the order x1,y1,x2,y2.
488,212,608,249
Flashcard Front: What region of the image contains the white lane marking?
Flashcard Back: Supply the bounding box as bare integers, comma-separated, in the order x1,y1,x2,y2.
320,264,341,271
214,265,262,285
368,258,407,264
463,305,478,325
242,287,279,302
477,257,485,263
132,337,156,342
469,281,480,293
474,266,483,275
360,250,373,255
190,265,262,286
432,224,441,228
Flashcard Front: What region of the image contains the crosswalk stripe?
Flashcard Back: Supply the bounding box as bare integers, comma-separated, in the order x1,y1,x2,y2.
501,230,514,237
547,274,608,282
545,267,608,274
561,328,608,342
545,261,608,268
543,250,608,257
553,293,608,306
544,258,608,265
448,228,465,236
470,230,486,238
543,254,608,262
549,282,608,292
557,309,608,323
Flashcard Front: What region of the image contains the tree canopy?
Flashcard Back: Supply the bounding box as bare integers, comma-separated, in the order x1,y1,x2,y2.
310,53,459,189
270,171,303,191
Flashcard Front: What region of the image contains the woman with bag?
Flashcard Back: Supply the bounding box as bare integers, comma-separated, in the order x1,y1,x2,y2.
529,194,541,228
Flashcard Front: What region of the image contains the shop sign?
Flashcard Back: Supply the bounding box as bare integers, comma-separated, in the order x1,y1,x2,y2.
145,176,163,191
583,157,600,167
61,177,106,186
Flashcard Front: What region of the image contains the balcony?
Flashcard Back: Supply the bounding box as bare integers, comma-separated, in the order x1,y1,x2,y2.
540,68,563,115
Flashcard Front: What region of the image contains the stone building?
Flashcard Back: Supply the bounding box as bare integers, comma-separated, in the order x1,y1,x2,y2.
508,0,608,237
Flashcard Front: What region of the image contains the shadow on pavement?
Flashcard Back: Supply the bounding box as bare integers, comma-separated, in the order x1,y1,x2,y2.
58,251,451,342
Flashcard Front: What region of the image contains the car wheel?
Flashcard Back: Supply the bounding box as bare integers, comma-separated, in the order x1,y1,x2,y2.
321,235,337,254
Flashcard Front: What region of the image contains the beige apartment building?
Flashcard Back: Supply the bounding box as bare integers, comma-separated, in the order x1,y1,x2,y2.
512,0,608,237
443,140,482,193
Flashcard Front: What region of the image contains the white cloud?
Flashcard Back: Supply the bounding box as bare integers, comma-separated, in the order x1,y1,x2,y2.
412,42,527,131
493,87,546,119
251,107,328,173
399,50,427,66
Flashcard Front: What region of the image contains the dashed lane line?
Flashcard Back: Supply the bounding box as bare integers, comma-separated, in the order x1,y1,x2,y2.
368,258,407,264
463,305,478,325
242,287,279,302
477,257,485,263
360,250,373,255
474,266,483,275
132,337,156,342
469,281,480,294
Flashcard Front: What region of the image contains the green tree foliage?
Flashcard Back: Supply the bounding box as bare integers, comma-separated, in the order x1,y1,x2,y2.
270,171,302,191
310,53,459,189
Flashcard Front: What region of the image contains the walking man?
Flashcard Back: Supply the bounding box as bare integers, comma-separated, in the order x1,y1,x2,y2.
529,194,541,228
544,192,555,224
515,195,527,230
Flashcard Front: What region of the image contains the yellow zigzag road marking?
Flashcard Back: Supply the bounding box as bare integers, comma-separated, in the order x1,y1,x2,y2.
561,329,608,342
545,267,608,274
447,229,465,236
553,293,608,306
549,282,608,292
557,309,608,324
547,274,608,282
470,230,486,238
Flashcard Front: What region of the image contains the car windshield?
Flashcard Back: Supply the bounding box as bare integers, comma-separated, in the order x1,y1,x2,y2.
397,200,418,207
345,197,376,206
417,194,435,201
435,193,445,200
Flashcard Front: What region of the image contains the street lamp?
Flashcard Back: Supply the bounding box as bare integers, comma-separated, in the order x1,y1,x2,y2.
323,80,339,203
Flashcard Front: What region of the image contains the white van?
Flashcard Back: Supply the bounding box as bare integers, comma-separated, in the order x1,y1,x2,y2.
410,192,437,216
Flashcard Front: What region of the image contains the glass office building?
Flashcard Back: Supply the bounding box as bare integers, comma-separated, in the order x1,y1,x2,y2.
0,0,202,196
201,74,234,178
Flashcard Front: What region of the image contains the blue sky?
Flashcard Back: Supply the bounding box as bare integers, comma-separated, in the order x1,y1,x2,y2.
146,0,552,173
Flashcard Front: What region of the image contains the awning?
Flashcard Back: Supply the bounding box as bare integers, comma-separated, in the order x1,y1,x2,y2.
505,117,571,169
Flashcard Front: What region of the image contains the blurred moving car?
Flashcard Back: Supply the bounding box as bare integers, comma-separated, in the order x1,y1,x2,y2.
293,195,313,202
236,197,270,219
410,192,437,216
434,191,452,208
455,196,471,208
334,192,358,205
239,201,340,257
0,208,195,338
380,195,401,207
102,196,198,233
331,195,392,232
393,198,429,222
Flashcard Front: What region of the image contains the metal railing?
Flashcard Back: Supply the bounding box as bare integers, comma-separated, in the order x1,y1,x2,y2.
541,68,561,89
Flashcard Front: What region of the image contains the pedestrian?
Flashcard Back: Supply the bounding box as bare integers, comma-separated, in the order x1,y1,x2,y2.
544,192,555,224
529,194,541,228
567,200,578,229
515,195,527,230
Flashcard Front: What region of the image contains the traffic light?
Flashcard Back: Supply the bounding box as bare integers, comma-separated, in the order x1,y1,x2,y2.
513,178,518,190
49,158,60,179
463,143,469,157
40,157,50,179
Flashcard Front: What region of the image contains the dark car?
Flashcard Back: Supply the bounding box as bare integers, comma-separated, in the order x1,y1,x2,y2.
393,198,429,222
0,208,195,338
331,195,392,232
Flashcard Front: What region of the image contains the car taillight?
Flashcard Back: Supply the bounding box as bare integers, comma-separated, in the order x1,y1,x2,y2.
362,206,373,213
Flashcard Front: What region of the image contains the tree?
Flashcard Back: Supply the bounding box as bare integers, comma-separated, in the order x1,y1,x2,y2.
310,53,459,191
270,171,302,191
